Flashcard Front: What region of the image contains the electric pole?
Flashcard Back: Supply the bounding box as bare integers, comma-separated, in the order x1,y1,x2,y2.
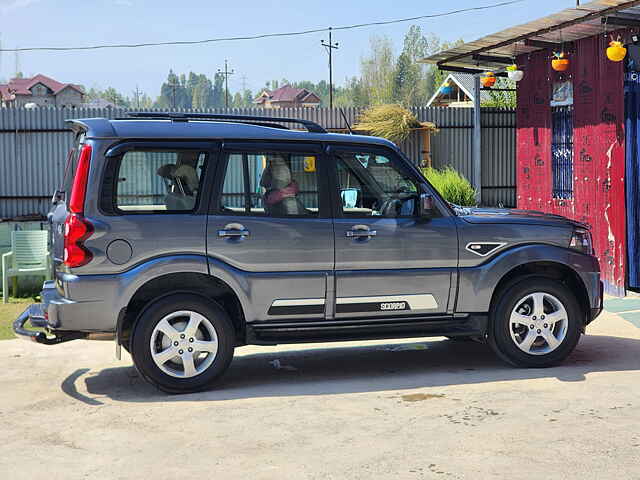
133,85,141,109
167,82,178,109
217,59,235,108
321,27,339,108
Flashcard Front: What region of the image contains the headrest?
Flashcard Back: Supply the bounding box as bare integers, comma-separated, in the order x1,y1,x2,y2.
157,164,177,179
174,164,200,192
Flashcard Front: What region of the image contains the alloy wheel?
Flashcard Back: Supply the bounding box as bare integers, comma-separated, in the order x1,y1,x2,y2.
149,310,219,378
509,292,569,355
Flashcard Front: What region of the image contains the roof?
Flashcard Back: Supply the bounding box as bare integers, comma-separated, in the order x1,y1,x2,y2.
0,74,84,101
426,73,493,106
421,0,640,72
254,85,321,104
67,118,397,150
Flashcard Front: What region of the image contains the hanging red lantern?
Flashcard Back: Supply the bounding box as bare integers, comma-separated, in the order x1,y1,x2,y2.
551,52,569,72
607,40,627,62
480,71,496,87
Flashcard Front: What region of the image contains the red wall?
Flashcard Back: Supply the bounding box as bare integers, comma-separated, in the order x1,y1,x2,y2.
516,32,627,295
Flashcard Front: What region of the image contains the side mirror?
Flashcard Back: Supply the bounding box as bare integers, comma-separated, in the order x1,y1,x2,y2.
419,193,435,217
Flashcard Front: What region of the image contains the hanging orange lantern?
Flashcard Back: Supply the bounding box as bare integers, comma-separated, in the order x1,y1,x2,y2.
480,71,496,87
551,52,569,72
606,40,627,62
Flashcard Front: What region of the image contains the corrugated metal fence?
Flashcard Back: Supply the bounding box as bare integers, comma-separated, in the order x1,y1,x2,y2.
0,106,515,218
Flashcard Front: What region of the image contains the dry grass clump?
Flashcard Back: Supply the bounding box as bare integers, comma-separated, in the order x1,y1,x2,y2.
354,104,437,143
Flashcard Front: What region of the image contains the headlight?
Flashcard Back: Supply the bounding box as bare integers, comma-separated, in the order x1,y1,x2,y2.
569,228,593,255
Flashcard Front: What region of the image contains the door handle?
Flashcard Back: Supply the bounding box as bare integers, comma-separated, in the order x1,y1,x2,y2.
218,223,250,238
346,228,376,238
218,229,250,238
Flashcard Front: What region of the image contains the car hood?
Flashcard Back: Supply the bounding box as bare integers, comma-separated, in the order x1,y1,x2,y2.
456,206,586,229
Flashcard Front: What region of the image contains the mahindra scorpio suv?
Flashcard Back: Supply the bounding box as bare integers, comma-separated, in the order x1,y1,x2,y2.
14,112,603,393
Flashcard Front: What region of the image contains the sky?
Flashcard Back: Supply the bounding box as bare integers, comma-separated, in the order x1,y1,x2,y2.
0,0,581,98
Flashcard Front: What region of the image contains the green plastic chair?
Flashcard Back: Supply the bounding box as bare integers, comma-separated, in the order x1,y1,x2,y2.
0,223,11,258
2,230,51,303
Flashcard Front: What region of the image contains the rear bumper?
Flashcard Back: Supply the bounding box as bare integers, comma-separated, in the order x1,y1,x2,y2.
13,303,85,344
12,280,110,344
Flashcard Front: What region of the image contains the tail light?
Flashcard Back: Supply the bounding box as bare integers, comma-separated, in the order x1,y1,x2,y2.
63,214,94,267
69,144,92,214
64,145,94,267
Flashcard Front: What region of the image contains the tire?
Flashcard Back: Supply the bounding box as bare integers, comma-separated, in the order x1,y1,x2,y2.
487,276,582,368
131,294,235,393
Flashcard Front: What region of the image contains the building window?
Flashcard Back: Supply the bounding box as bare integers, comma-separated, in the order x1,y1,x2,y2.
551,105,574,199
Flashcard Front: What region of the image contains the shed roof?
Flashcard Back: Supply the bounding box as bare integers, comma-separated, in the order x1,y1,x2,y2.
421,0,640,72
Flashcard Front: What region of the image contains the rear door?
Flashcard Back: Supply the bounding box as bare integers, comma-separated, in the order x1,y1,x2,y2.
50,131,86,272
329,145,458,318
78,141,216,275
206,143,334,322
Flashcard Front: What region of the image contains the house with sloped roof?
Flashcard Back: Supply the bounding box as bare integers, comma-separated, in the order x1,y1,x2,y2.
254,84,321,108
0,74,84,108
427,72,492,107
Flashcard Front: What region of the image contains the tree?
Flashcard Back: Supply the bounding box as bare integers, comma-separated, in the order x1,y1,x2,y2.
481,77,516,108
191,75,214,109
212,72,225,108
360,35,396,105
102,87,130,107
157,69,190,109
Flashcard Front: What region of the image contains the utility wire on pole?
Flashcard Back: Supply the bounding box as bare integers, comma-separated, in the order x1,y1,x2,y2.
321,27,339,108
217,59,234,108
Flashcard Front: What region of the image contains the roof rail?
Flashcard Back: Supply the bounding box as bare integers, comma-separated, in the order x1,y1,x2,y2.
124,111,327,134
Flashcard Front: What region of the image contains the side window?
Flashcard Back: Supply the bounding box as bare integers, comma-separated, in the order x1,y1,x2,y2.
336,152,419,217
115,150,207,212
220,151,319,217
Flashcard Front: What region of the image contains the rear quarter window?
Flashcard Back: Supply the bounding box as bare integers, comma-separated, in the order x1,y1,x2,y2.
112,149,208,213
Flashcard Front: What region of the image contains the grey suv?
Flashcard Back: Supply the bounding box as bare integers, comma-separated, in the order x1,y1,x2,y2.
14,112,603,393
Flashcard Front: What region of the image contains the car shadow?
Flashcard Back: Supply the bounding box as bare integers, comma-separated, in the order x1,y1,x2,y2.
63,334,640,405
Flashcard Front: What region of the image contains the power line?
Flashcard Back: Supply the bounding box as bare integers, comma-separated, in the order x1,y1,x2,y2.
0,1,525,53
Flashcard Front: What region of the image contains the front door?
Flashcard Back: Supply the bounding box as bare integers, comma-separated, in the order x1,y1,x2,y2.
207,143,333,322
329,146,458,318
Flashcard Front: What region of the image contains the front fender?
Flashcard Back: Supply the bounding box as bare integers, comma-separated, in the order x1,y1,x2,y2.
456,244,601,313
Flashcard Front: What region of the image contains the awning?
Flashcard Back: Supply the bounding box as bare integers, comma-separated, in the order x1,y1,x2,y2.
420,0,640,73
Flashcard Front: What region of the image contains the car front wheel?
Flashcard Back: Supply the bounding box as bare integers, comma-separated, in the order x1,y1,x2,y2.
488,277,582,367
131,294,235,393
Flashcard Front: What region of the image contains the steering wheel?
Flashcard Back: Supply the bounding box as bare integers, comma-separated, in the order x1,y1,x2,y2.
379,192,419,217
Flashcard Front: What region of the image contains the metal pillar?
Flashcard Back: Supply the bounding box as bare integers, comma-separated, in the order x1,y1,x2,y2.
472,74,482,205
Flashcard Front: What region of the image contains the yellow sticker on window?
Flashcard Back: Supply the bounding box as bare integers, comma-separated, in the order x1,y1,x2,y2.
304,156,316,172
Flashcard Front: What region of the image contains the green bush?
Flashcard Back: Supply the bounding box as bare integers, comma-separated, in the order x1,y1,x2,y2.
422,167,476,206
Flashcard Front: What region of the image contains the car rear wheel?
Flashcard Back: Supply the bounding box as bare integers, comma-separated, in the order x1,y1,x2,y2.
488,277,582,367
131,294,235,393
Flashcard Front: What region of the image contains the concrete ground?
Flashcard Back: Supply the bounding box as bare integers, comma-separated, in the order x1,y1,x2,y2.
1,309,639,480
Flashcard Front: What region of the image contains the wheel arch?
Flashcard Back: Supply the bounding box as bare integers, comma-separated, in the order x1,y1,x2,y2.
488,261,590,325
456,244,595,323
118,272,246,350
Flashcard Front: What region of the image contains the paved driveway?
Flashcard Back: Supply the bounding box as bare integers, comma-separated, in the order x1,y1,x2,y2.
1,310,639,480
